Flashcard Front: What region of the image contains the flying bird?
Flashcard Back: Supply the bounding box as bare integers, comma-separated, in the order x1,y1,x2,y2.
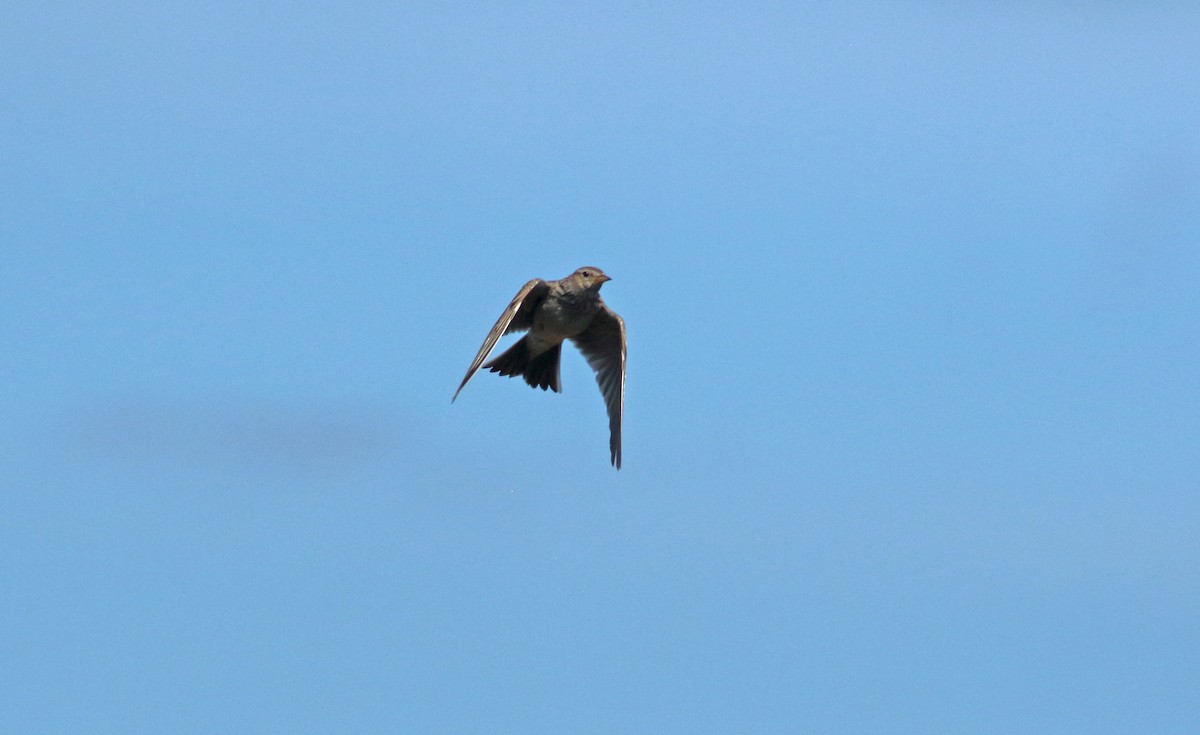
453,266,626,469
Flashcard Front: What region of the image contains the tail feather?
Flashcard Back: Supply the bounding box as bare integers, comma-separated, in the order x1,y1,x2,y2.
524,343,562,392
485,338,562,392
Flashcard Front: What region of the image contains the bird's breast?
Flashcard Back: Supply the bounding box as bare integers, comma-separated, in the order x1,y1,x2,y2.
532,293,600,342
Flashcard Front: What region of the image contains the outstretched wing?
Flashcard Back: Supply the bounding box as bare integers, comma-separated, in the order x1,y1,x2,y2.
452,278,549,401
571,305,626,468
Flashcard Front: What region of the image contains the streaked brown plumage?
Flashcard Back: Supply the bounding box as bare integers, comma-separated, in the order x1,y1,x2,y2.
453,266,626,469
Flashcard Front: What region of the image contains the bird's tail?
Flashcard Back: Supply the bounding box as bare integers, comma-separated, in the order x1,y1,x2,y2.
485,338,562,392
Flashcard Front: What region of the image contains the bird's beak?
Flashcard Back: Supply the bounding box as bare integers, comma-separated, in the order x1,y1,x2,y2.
599,274,612,283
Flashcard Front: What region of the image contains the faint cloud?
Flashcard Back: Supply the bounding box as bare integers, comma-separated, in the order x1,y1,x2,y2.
69,399,399,471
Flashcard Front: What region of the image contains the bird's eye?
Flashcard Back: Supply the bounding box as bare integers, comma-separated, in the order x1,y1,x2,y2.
582,270,591,278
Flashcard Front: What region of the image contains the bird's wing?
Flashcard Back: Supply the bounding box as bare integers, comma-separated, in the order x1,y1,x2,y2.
452,278,549,402
571,305,626,468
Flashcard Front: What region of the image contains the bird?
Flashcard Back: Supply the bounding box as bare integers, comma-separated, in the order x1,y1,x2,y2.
452,266,626,469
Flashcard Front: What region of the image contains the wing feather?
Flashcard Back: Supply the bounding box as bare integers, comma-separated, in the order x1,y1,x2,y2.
452,279,549,401
570,305,626,468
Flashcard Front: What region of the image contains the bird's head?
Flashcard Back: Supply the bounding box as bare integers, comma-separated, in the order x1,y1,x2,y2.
570,266,611,290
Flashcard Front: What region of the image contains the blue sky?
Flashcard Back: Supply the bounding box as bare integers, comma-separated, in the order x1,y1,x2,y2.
3,2,1199,732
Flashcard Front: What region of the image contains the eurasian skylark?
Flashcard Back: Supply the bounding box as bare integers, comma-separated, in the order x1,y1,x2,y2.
453,266,626,469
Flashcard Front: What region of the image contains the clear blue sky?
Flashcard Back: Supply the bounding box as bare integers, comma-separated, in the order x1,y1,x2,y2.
4,3,1199,732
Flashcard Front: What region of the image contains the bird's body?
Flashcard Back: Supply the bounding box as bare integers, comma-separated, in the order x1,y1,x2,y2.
528,279,604,348
453,266,626,468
